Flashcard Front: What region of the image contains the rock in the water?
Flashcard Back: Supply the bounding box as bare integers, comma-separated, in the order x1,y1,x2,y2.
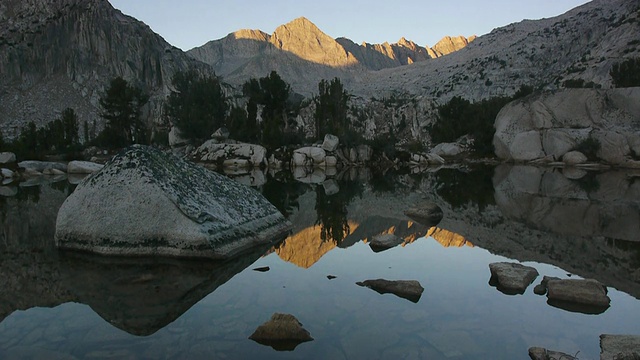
528,347,577,360
533,276,561,296
546,278,610,314
369,234,403,252
562,151,588,165
322,134,339,152
0,152,16,165
600,335,640,360
404,203,443,227
55,145,291,259
18,161,67,173
249,313,313,351
489,262,539,295
67,160,104,174
356,279,424,303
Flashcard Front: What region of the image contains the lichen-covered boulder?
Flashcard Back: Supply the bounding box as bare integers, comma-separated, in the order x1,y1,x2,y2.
55,145,291,259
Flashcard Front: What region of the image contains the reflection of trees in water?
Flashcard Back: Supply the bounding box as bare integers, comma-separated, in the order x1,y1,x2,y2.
259,172,308,219
315,179,363,245
15,185,41,203
434,166,496,212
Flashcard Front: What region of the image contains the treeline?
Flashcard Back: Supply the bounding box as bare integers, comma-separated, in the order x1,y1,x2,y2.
166,70,352,150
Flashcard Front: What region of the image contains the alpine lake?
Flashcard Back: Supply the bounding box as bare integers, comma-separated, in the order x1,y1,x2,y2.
1,163,639,359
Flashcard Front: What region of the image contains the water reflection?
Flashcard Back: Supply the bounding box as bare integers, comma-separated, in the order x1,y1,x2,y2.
0,165,639,359
0,182,283,336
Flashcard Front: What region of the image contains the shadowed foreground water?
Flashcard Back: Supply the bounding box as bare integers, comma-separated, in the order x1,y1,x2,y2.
0,165,639,359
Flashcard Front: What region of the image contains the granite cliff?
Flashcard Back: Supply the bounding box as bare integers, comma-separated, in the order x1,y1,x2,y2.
0,0,212,139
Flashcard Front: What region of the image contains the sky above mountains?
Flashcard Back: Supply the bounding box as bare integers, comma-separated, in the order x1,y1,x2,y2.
108,0,591,51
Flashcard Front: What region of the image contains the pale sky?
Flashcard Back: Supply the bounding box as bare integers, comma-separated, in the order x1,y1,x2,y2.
107,1,592,51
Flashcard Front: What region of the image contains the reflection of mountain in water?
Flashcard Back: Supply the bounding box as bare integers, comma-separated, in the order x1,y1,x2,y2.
273,179,472,268
0,183,281,335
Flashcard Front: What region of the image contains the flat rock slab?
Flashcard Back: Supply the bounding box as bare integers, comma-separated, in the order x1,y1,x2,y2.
249,313,313,351
404,203,443,227
357,279,424,303
18,160,67,173
546,279,610,314
600,335,640,360
67,160,104,174
369,234,403,252
489,262,539,295
55,145,291,259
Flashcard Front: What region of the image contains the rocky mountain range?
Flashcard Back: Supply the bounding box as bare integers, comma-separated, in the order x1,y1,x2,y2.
187,17,475,94
0,0,638,143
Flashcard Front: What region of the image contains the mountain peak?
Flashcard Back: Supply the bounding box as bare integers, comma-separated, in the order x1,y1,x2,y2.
270,17,358,67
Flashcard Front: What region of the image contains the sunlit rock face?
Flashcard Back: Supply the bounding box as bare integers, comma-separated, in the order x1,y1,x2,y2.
494,88,640,163
431,35,476,57
55,145,291,259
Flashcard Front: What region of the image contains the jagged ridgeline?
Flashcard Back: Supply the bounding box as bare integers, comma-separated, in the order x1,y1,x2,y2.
0,0,638,146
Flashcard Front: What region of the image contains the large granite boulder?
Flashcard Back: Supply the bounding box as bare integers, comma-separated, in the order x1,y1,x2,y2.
55,145,291,259
494,88,640,164
292,147,326,167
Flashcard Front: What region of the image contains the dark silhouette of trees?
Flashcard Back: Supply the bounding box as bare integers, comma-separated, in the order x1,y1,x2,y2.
7,108,81,159
314,77,350,140
98,77,149,147
165,71,228,143
610,58,640,88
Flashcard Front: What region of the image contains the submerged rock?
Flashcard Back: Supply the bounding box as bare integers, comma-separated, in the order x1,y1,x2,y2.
249,313,313,351
356,279,424,303
600,335,640,360
489,262,539,295
55,145,291,259
546,278,610,314
404,203,443,227
369,233,403,252
528,347,577,360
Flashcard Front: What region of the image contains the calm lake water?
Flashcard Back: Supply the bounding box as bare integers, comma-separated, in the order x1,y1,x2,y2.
1,165,639,359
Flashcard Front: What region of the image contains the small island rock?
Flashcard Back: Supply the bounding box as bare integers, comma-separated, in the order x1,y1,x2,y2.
357,279,424,303
546,278,610,312
369,234,403,252
489,262,539,295
249,313,313,351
